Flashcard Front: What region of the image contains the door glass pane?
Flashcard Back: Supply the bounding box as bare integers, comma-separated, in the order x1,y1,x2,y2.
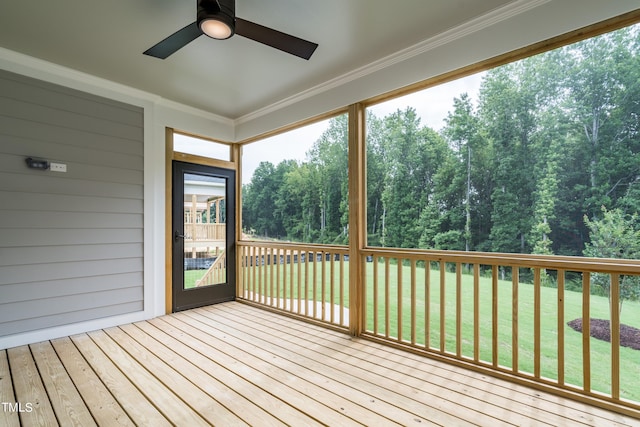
183,173,227,289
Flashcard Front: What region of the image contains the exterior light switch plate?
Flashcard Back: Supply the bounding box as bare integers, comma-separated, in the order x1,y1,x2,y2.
50,162,67,172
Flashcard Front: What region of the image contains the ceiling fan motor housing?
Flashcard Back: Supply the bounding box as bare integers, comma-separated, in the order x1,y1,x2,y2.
198,0,236,39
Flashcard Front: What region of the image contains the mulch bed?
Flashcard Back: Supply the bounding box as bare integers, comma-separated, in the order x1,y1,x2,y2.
567,318,640,351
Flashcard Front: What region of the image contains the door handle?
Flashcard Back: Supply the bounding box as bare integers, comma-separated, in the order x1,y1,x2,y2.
174,230,185,241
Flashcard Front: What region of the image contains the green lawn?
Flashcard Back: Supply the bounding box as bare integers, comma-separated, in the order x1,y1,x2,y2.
243,259,640,402
184,270,206,289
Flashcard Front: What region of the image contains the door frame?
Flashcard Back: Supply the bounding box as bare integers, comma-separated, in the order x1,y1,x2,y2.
165,128,241,313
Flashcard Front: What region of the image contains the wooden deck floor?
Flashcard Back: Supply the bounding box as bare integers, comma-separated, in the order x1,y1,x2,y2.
2,302,639,426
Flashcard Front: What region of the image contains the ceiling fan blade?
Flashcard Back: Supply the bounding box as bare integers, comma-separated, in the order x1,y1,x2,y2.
235,18,318,60
143,22,202,59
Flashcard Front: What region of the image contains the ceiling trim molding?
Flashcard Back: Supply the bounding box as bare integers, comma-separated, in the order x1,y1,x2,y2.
234,0,550,126
156,98,235,127
0,46,234,128
0,46,160,107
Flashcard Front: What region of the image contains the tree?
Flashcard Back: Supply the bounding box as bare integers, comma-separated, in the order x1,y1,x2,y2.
275,161,319,242
366,112,387,245
379,108,450,248
564,27,640,219
583,206,640,313
530,156,558,255
242,161,282,238
479,65,537,254
442,93,484,251
307,115,350,243
529,120,562,255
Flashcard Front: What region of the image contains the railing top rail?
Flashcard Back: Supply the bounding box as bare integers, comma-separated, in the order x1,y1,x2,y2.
239,240,350,254
239,241,640,273
362,247,640,274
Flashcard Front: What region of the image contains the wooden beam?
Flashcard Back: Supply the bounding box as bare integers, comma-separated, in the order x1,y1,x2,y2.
348,103,366,336
165,127,174,314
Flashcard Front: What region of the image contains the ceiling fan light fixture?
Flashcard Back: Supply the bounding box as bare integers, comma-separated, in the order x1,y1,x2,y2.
144,0,318,60
200,16,234,39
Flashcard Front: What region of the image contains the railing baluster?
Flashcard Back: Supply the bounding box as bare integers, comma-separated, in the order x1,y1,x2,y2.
557,269,565,385
246,246,250,299
397,258,403,342
456,262,462,357
263,247,268,304
534,267,541,378
340,253,345,326
269,247,274,307
330,252,335,324
611,273,620,400
473,264,479,362
373,255,379,335
275,248,280,308
260,248,269,304
385,257,390,339
297,251,302,314
241,246,246,298
245,246,250,298
288,249,295,312
512,266,519,373
321,251,327,321
492,265,498,367
425,261,431,349
411,259,417,345
252,246,257,302
582,273,591,393
440,260,445,352
312,251,318,319
304,251,309,316
256,248,264,303
284,249,289,310
282,248,287,309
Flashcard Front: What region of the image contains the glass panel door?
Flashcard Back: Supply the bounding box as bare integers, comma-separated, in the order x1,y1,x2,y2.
172,161,235,311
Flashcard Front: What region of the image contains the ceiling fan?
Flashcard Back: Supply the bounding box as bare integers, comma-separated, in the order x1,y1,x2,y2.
143,0,318,60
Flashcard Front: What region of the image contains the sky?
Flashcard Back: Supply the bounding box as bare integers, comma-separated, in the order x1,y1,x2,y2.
175,71,486,184
241,71,485,184
367,72,485,132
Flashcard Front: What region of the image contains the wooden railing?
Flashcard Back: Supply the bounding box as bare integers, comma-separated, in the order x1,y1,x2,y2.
238,241,640,415
184,223,225,241
195,250,226,287
239,242,349,328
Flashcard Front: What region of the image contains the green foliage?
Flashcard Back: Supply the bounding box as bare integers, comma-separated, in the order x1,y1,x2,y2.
583,206,640,310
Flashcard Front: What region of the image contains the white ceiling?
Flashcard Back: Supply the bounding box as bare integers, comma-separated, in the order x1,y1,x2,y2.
0,0,515,120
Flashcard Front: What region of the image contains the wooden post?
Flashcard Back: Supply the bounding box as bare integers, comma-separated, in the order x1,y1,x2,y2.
165,127,174,314
231,143,243,298
348,103,366,336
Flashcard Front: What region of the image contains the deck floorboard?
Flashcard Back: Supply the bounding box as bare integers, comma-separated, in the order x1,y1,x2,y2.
3,301,639,426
